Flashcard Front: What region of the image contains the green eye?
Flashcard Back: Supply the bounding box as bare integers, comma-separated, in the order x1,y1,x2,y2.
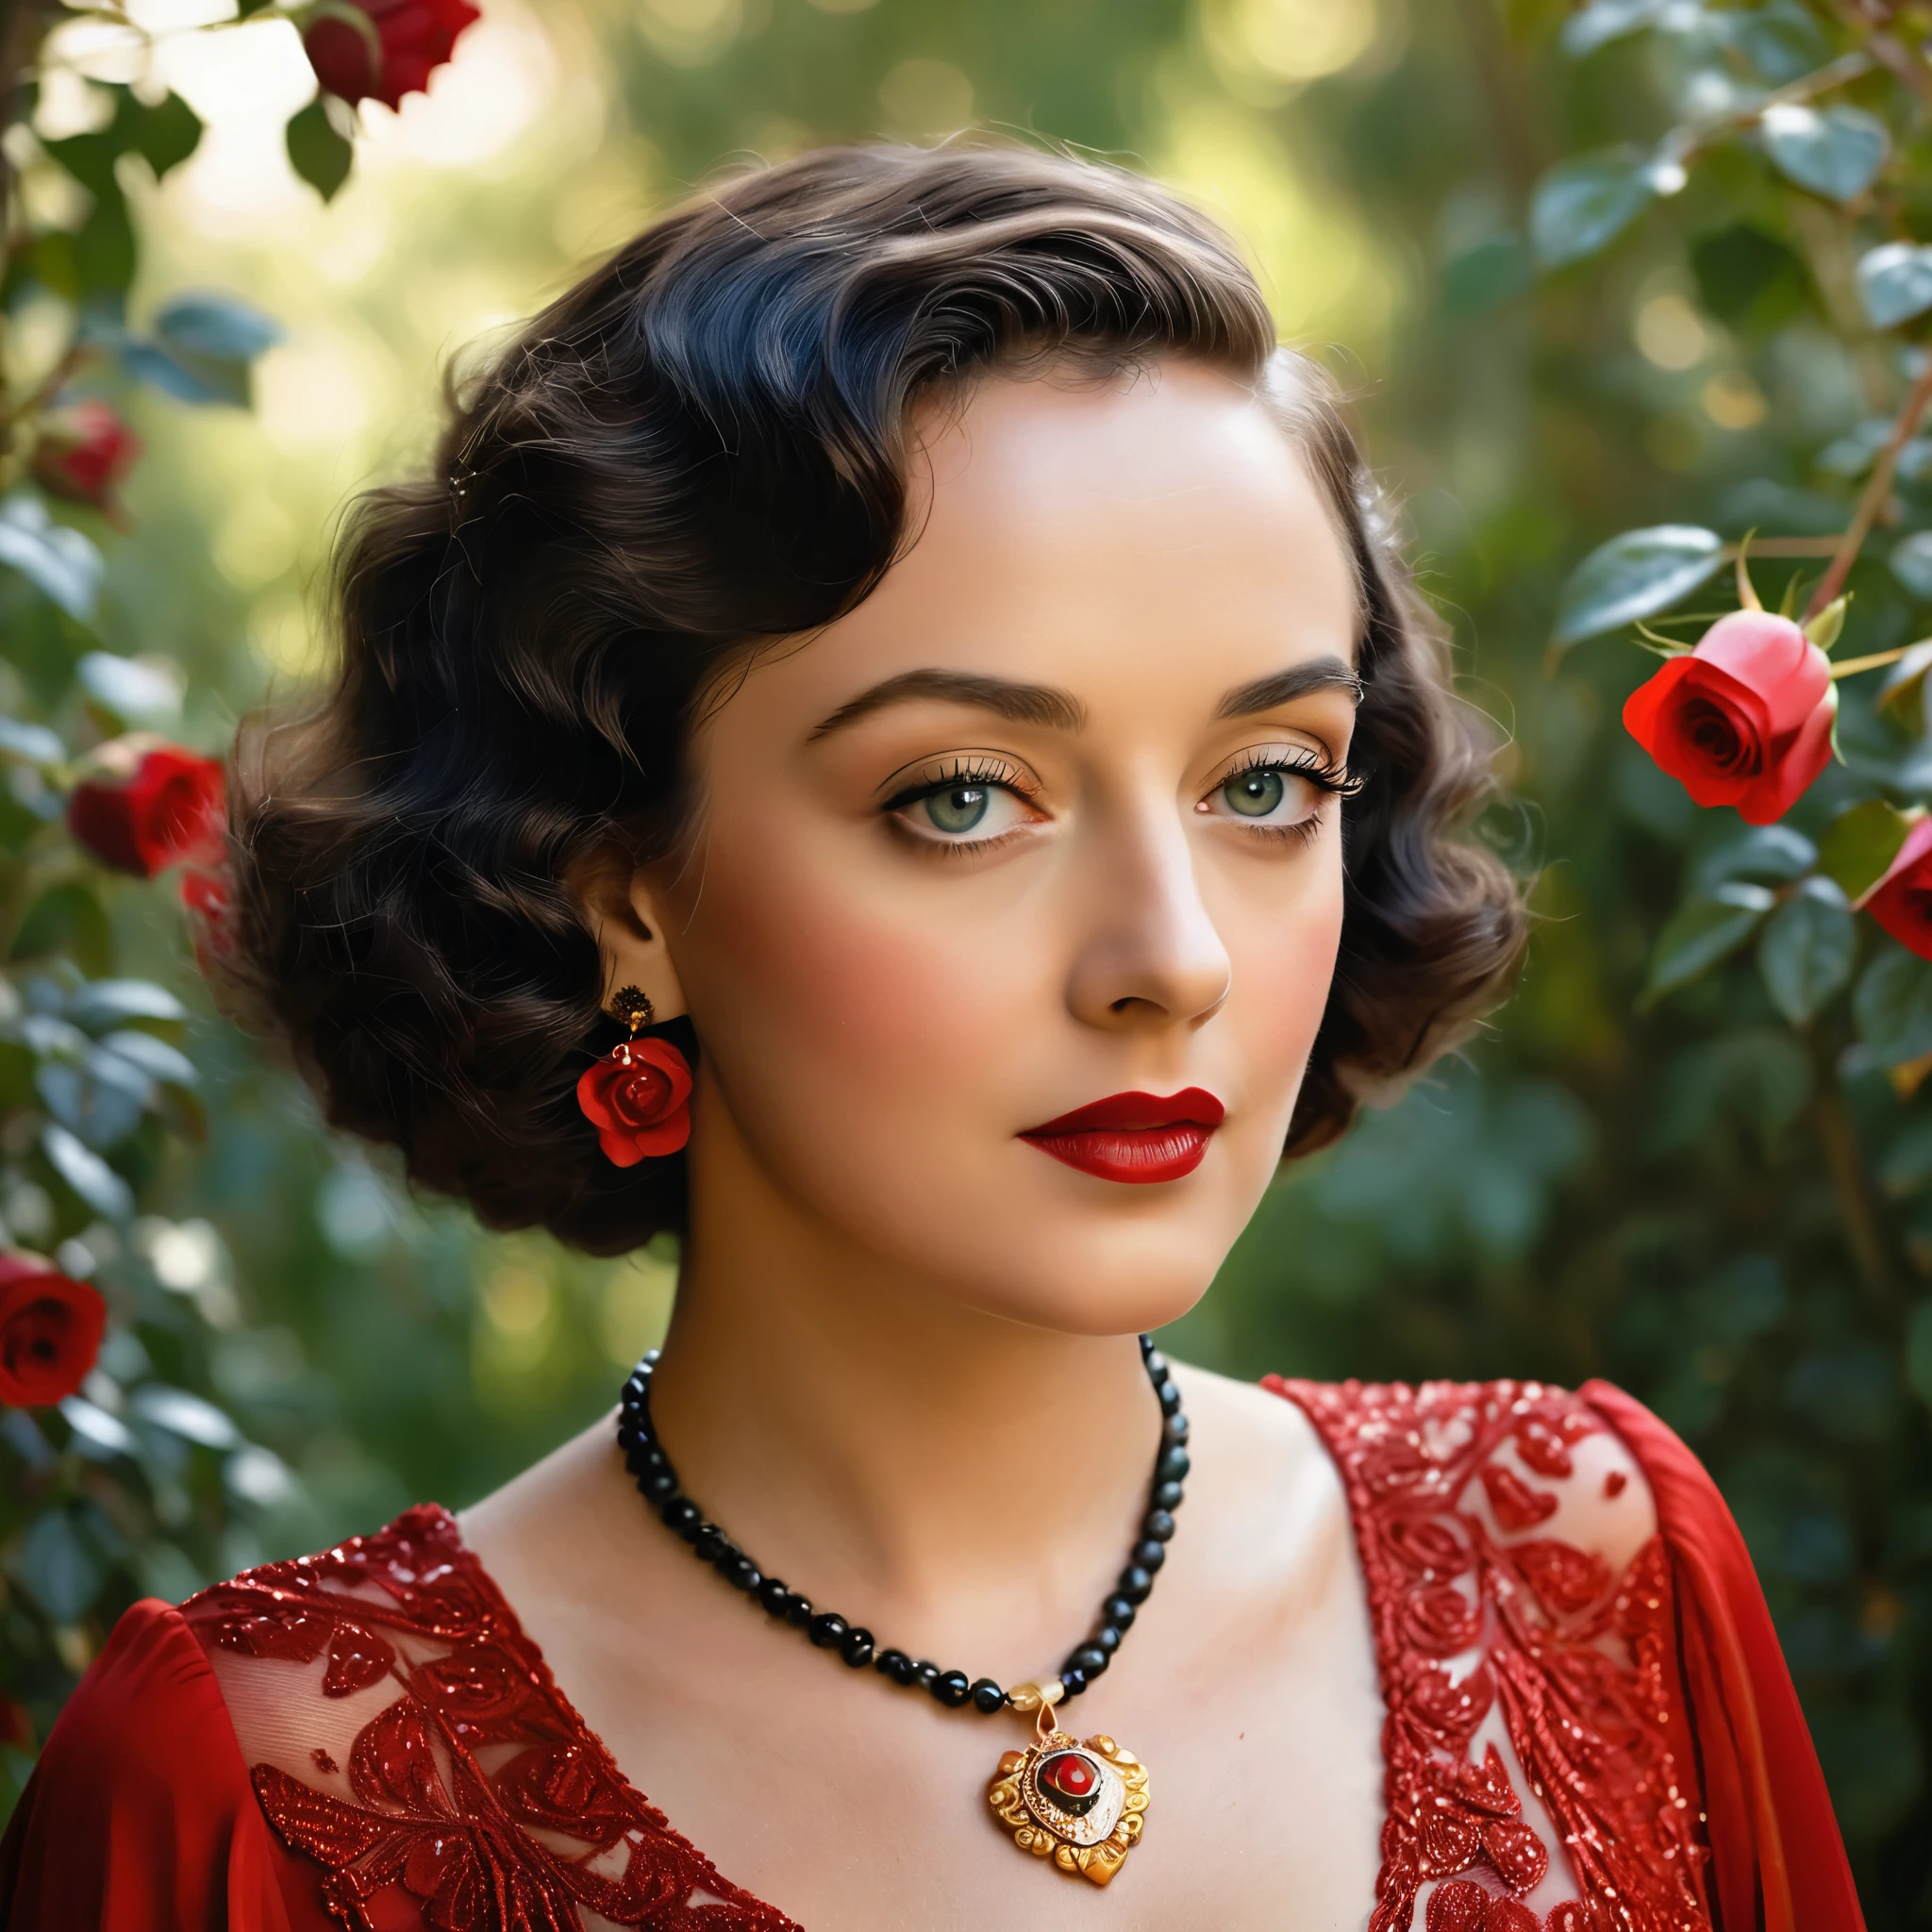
1223,770,1285,818
924,785,991,834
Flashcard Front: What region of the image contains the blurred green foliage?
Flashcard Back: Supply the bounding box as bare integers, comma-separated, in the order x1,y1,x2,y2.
7,0,1932,1920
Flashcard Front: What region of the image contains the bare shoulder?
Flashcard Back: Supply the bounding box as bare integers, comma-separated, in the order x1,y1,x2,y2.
1212,1370,1660,1582
1163,1358,1354,1571
458,1407,641,1597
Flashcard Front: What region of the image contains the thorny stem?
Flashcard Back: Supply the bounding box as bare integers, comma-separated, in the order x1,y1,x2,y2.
1833,0,1932,105
1807,353,1932,617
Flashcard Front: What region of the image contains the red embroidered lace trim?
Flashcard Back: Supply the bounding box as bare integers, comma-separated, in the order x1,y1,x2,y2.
1270,1377,1713,1932
182,1504,798,1932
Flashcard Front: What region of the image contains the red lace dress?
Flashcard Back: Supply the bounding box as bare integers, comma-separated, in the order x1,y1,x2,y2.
0,1379,1866,1932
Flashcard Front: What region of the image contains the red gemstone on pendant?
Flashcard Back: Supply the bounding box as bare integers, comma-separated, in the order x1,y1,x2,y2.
1040,1751,1099,1805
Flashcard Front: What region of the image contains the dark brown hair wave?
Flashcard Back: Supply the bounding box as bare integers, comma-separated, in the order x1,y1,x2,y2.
228,142,1525,1255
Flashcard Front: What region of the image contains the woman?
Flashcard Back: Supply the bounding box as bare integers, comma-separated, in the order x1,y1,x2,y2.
0,143,1862,1931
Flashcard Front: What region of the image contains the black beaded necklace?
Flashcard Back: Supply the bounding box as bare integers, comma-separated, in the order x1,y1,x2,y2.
615,1335,1186,1888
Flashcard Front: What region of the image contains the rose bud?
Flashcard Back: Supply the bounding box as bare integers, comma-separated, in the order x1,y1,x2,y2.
303,0,482,111
575,1038,693,1167
67,734,226,880
31,402,141,519
1621,608,1835,826
0,1254,107,1409
1863,817,1932,961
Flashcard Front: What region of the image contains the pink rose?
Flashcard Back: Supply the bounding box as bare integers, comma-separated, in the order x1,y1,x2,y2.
1622,609,1834,825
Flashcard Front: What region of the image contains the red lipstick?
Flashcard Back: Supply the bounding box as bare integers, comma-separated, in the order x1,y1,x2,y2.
1020,1089,1225,1185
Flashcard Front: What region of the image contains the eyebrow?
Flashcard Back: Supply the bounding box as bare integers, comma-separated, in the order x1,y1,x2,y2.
809,669,1087,740
1217,657,1364,718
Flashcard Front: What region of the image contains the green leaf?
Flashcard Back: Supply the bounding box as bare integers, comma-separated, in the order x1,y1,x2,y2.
1891,531,1932,600
120,293,286,410
68,979,189,1032
42,129,121,200
1878,640,1932,723
286,99,355,204
72,188,135,300
76,651,182,725
1530,151,1657,268
15,1508,105,1620
40,1120,133,1221
1909,1299,1932,1411
0,715,68,767
124,92,202,182
97,1028,197,1088
1552,525,1724,645
152,293,282,364
11,883,112,974
1759,877,1856,1024
1803,594,1847,651
1857,242,1932,329
129,1384,240,1449
1726,0,1830,84
1559,0,1667,56
1854,943,1932,1066
21,229,80,304
120,340,249,408
1694,824,1817,890
1690,223,1814,337
1641,883,1774,1008
1759,104,1888,204
0,496,103,621
1818,799,1915,901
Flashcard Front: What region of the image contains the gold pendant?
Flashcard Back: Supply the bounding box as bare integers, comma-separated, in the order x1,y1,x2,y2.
987,1681,1149,1888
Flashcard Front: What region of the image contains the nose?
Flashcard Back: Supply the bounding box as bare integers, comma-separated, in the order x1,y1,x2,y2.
1064,794,1232,1032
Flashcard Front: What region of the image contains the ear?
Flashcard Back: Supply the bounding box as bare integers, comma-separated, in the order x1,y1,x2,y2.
569,846,689,1023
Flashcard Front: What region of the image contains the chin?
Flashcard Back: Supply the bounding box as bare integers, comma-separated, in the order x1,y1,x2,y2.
863,1169,1255,1339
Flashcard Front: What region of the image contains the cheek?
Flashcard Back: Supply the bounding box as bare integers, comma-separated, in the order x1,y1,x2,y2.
1213,844,1347,1100
672,822,1040,1124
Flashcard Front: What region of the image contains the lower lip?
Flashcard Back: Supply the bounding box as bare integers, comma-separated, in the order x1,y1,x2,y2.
1019,1090,1224,1185
1022,1124,1217,1185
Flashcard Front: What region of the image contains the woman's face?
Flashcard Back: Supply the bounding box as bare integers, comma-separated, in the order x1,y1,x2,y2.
646,361,1361,1335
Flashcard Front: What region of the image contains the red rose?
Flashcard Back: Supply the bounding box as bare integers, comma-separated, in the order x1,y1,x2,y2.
0,1254,106,1407
67,735,225,879
1864,817,1932,960
32,402,141,516
1621,608,1834,825
1387,1515,1469,1577
304,0,482,111
1511,1538,1611,1619
1405,1581,1481,1656
575,1038,692,1167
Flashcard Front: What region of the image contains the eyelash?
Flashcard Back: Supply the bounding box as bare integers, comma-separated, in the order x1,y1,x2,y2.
881,757,1041,857
879,750,1361,855
1213,749,1361,845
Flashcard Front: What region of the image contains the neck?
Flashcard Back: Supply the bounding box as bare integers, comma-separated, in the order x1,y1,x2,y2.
645,1101,1164,1668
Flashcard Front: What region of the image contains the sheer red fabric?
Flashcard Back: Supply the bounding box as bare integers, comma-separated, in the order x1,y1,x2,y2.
0,1379,1866,1932
1583,1381,1866,1932
0,1593,325,1931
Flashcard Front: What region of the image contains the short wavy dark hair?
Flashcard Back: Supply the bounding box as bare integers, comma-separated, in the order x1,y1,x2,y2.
228,142,1525,1256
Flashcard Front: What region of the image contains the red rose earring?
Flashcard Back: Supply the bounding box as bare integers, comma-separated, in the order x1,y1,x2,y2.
576,986,693,1167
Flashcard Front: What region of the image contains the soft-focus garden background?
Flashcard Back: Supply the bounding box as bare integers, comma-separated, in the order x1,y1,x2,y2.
6,0,1932,1916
